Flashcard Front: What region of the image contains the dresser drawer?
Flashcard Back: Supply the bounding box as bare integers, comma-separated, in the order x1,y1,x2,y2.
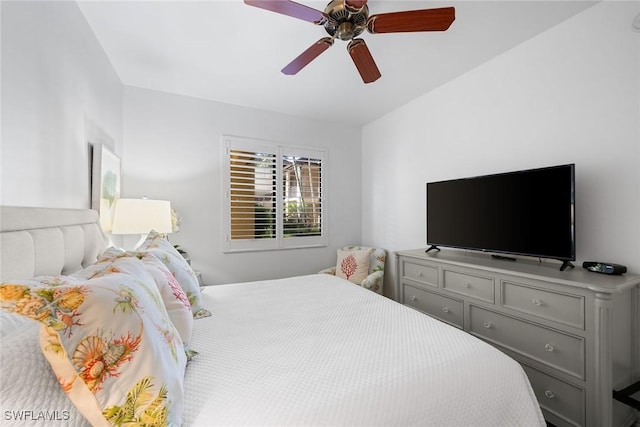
443,269,494,303
401,259,438,288
522,364,585,427
502,281,585,329
403,284,463,328
469,305,585,379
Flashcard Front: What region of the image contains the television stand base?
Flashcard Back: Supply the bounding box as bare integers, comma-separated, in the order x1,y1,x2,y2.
491,254,516,261
560,260,575,271
425,245,441,253
613,379,640,411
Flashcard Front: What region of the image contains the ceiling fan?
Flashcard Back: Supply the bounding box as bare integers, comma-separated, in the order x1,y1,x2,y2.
244,0,455,84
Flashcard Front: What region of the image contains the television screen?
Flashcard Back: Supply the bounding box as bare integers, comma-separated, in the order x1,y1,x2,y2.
426,164,575,265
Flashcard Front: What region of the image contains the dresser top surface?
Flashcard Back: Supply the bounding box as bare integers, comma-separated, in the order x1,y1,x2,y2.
396,249,640,293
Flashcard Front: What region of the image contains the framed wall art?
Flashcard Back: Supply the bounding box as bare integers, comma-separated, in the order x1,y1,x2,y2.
91,143,121,232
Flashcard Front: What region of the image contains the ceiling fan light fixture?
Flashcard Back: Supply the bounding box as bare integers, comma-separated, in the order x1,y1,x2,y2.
336,22,356,40
324,0,368,40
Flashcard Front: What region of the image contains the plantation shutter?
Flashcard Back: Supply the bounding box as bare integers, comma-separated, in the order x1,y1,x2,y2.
281,151,322,244
223,136,326,252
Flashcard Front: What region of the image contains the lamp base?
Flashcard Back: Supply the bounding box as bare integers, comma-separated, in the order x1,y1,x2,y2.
133,234,147,250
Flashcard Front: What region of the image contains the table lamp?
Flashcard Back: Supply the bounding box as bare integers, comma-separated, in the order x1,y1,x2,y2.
111,198,172,248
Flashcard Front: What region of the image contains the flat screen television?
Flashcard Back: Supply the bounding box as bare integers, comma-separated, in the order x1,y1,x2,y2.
426,164,575,270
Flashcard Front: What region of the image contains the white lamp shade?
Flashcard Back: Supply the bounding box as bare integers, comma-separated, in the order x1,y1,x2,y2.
111,198,173,235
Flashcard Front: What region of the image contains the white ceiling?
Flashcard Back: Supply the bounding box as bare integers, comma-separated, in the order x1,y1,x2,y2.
77,1,598,126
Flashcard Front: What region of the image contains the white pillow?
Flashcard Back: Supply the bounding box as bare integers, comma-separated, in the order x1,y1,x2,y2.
0,321,89,426
0,311,30,338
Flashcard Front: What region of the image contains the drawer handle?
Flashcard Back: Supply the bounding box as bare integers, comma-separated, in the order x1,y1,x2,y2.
544,390,555,399
483,321,493,329
442,307,450,313
463,282,471,288
532,298,542,306
544,344,555,352
410,295,417,301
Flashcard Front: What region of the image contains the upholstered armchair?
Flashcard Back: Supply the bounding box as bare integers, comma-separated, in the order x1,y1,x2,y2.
319,246,386,295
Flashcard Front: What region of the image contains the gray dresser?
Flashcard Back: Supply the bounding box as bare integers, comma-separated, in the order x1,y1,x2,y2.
395,249,640,427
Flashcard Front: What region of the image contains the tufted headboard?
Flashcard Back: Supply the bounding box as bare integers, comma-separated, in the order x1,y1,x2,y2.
0,206,108,282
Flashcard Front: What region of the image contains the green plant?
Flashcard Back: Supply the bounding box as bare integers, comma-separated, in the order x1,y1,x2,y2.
254,204,275,238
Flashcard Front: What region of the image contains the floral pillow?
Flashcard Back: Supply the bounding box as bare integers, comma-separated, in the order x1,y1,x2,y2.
335,248,373,284
98,248,194,346
138,231,211,319
69,252,121,280
0,255,187,426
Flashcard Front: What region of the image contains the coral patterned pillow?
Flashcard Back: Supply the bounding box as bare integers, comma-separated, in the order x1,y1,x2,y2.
335,248,373,284
98,247,194,347
136,253,194,346
138,231,211,319
0,255,187,426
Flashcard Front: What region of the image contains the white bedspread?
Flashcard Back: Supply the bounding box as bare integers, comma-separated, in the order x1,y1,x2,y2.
183,274,545,426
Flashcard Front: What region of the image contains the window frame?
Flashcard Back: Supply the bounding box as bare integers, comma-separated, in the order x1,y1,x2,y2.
222,135,327,253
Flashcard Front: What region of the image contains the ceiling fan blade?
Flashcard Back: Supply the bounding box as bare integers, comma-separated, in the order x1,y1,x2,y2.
367,7,455,34
344,0,368,13
282,37,334,75
244,0,327,25
347,39,381,84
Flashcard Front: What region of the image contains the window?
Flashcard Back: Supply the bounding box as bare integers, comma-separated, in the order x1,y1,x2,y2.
222,136,326,252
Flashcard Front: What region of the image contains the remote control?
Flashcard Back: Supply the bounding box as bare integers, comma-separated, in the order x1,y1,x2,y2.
582,261,627,275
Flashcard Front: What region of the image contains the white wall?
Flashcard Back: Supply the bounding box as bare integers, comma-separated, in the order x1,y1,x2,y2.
362,2,640,301
0,1,122,208
122,86,362,285
4,1,638,300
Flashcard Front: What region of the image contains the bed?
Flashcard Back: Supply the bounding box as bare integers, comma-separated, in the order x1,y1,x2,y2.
0,206,545,426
